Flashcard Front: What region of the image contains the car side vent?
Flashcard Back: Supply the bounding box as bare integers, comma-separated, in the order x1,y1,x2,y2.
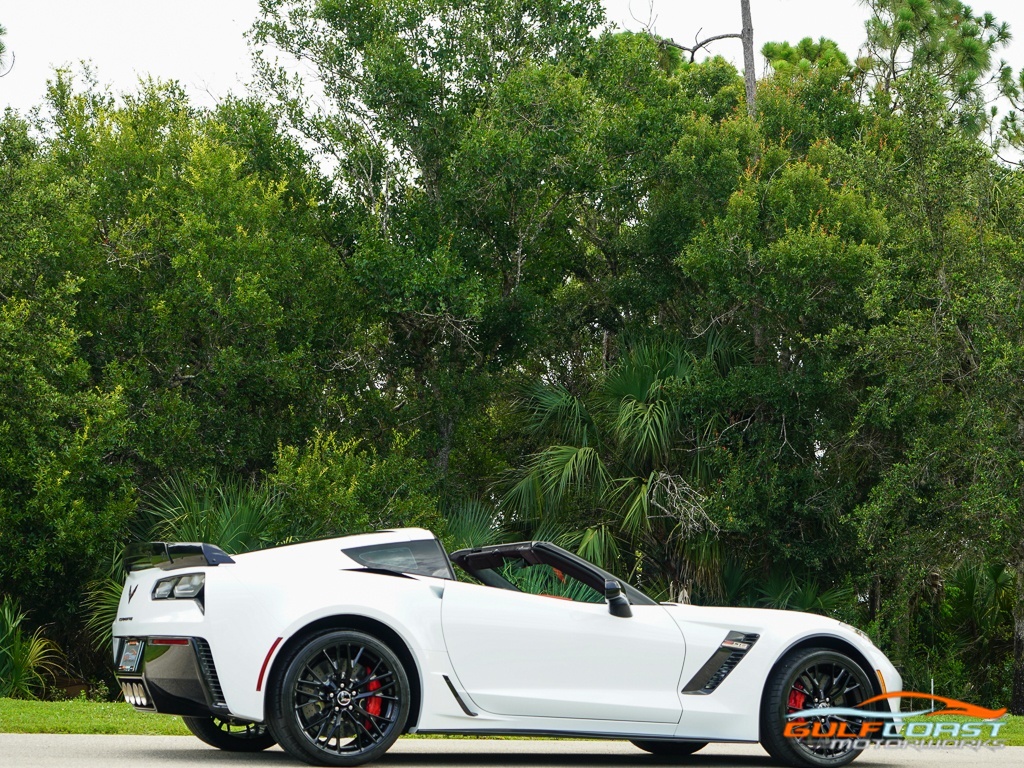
193,638,228,709
682,631,760,695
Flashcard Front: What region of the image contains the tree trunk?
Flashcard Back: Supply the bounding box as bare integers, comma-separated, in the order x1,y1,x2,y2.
434,409,456,478
740,0,756,117
1012,579,1024,715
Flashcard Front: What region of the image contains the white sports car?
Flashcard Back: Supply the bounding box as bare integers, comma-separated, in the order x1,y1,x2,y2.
113,528,901,767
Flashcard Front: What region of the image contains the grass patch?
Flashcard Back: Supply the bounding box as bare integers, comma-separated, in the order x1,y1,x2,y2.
902,714,1024,746
0,698,189,736
2,698,1023,747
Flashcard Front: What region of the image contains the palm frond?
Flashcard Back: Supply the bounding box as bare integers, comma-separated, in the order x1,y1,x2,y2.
756,571,798,609
520,382,596,445
702,326,752,375
721,557,758,606
84,577,126,651
498,560,603,603
617,475,652,538
144,474,283,554
529,517,581,550
0,598,64,699
444,498,504,551
539,445,611,508
576,525,621,571
613,395,676,469
503,465,545,519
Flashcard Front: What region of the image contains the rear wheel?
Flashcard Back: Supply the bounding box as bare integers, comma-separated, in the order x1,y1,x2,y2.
182,715,276,752
760,647,875,768
268,629,411,767
630,739,707,757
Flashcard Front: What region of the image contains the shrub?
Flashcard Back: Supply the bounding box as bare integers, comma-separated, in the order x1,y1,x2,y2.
268,431,444,539
0,597,64,699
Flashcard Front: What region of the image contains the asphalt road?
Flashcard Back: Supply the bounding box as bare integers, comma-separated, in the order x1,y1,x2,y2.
0,735,1020,768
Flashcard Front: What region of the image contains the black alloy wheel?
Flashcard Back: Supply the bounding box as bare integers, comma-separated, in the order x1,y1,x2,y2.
630,739,708,757
182,715,277,752
269,629,411,766
760,647,876,768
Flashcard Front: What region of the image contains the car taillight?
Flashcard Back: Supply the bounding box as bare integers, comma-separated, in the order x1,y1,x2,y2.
151,573,205,610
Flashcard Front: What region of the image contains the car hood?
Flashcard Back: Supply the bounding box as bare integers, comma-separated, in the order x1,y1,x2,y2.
658,602,869,645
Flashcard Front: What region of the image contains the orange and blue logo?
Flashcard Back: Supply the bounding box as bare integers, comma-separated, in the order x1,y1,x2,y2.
784,692,1007,746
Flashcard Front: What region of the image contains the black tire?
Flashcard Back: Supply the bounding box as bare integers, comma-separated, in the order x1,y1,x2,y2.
182,715,277,752
630,739,708,757
268,629,411,767
759,647,875,768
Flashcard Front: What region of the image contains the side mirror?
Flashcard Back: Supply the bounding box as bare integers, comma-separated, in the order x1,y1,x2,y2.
605,579,633,618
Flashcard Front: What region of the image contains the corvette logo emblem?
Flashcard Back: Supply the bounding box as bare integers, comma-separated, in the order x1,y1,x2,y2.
128,585,138,602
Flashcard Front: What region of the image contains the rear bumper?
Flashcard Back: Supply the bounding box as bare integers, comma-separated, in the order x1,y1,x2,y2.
114,636,228,718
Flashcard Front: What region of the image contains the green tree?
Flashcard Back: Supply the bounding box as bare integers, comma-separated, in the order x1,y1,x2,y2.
267,431,443,538
506,338,740,600
822,74,1024,712
0,103,137,663
860,0,1012,132
758,39,862,150
37,73,349,477
250,5,736,491
763,37,851,72
2,74,364,677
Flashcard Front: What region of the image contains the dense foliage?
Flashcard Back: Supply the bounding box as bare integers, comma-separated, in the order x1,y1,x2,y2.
1,0,1023,711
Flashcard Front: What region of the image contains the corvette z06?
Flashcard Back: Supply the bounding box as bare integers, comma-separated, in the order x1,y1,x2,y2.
113,528,901,767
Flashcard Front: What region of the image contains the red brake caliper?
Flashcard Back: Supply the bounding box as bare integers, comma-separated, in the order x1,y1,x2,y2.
365,677,382,721
788,683,807,723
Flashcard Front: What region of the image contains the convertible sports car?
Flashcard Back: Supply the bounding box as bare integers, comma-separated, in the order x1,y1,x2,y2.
113,528,901,767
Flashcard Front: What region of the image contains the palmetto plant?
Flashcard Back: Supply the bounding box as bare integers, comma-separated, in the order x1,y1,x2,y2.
84,474,289,652
144,474,286,554
443,497,505,552
0,597,64,699
941,561,1015,660
505,334,746,600
754,571,855,615
498,560,603,603
84,550,132,652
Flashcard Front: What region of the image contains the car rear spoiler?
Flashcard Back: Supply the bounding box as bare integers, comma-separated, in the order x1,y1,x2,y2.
124,542,236,573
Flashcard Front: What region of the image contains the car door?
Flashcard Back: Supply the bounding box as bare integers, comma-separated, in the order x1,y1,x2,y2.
441,578,686,723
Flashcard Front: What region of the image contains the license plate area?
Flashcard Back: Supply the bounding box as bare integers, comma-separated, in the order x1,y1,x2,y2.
118,639,144,673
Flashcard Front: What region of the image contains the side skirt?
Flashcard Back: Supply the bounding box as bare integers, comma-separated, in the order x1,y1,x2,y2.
414,729,757,743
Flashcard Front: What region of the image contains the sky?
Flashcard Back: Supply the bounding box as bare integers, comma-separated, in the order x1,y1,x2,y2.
2,1,1024,113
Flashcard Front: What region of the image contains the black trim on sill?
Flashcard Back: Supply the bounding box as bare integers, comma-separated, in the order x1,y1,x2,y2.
682,631,760,694
442,675,477,717
415,729,755,743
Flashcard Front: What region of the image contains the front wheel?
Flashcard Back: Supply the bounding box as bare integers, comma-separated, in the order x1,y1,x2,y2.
760,647,875,768
268,629,411,767
631,739,707,757
182,715,276,752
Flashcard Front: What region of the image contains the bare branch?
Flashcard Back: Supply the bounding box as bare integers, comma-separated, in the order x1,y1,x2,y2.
647,471,717,536
627,0,657,32
660,33,742,64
